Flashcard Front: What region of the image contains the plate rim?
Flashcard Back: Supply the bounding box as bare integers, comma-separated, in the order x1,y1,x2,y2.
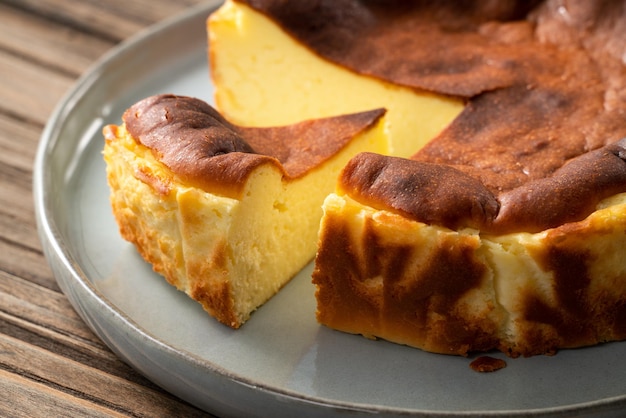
32,1,626,416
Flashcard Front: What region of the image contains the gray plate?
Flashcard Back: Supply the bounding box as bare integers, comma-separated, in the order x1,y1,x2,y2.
33,1,626,416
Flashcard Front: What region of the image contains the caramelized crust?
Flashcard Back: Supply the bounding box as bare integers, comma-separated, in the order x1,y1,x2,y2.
338,153,500,231
342,140,626,233
236,0,626,232
124,94,386,198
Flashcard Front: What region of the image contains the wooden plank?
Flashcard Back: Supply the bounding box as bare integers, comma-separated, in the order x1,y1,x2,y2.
0,370,125,418
0,166,35,231
0,312,152,389
0,113,40,173
0,4,114,78
0,0,211,126
3,0,209,43
0,156,53,288
0,270,97,345
0,112,51,284
0,52,74,126
0,239,54,291
0,334,210,416
0,114,41,252
0,271,162,388
0,180,40,255
2,0,142,42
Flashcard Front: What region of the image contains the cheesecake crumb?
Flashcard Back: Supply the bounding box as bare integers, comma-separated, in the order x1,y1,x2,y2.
470,356,507,372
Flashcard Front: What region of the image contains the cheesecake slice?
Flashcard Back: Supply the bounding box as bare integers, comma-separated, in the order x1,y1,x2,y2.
103,94,388,328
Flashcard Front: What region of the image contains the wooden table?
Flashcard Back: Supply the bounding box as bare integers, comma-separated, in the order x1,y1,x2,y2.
1,1,215,415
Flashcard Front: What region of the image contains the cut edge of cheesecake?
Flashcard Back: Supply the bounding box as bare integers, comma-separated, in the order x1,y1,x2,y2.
103,96,390,328
314,190,626,357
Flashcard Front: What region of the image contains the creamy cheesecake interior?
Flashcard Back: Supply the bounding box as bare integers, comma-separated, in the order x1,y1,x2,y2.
208,0,464,158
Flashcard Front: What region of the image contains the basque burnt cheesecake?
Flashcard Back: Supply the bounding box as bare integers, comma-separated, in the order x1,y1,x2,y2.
208,0,626,356
103,94,388,328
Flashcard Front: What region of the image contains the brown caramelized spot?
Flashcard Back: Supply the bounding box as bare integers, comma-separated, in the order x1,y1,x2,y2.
313,210,497,355
339,153,499,231
379,231,492,355
123,94,265,196
523,235,595,350
313,213,382,328
124,94,256,159
133,166,172,196
470,356,507,372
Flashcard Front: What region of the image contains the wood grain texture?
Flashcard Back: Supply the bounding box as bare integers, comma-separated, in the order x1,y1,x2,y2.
0,0,215,415
0,4,112,77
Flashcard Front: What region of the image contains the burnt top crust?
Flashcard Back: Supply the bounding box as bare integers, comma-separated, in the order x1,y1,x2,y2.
239,0,626,233
122,94,385,198
341,141,626,233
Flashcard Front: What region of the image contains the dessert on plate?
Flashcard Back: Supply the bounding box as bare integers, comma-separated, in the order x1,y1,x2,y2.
208,0,626,356
103,94,387,328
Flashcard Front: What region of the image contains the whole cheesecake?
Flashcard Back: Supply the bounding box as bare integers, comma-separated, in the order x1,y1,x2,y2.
103,94,388,328
208,0,626,356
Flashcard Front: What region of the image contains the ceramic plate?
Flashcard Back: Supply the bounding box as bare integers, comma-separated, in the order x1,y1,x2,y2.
34,1,626,416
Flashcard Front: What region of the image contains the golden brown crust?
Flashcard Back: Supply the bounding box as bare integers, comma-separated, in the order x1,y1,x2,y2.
124,94,386,198
235,0,626,232
237,109,386,178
